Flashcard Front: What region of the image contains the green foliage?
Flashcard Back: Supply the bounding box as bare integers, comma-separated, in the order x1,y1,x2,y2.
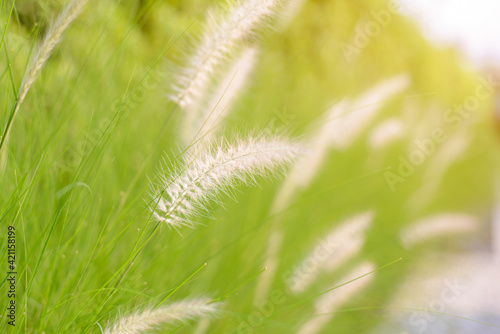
1,0,499,333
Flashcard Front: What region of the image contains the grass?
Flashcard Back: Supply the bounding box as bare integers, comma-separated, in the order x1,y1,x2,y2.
1,0,500,333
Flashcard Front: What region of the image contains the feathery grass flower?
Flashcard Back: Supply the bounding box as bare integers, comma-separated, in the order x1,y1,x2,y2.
277,0,309,30
327,74,410,151
256,75,407,299
170,0,282,111
296,262,376,334
103,298,220,334
288,211,374,294
271,74,410,212
400,213,478,248
368,118,405,149
181,47,258,145
408,129,471,211
151,136,303,232
0,0,88,152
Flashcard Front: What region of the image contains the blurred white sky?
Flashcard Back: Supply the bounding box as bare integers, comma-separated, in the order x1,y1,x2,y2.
399,0,500,66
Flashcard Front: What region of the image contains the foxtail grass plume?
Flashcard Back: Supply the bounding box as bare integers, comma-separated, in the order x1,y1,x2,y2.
181,48,258,145
171,0,283,111
254,229,284,301
287,211,374,294
103,298,220,334
272,74,410,212
368,118,405,149
256,75,407,300
151,136,302,232
0,0,88,153
400,213,478,249
328,74,410,151
296,262,376,334
193,318,211,334
408,129,471,212
365,117,405,169
256,101,349,302
278,0,309,30
404,101,443,148
273,99,350,208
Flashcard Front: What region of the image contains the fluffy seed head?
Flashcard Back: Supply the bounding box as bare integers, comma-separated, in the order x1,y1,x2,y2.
171,0,282,111
103,298,221,334
20,0,88,107
277,0,309,29
181,47,258,146
151,136,303,232
368,118,405,149
270,74,410,213
288,211,374,294
400,213,478,248
296,262,376,334
0,0,88,156
326,74,410,151
408,129,471,211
